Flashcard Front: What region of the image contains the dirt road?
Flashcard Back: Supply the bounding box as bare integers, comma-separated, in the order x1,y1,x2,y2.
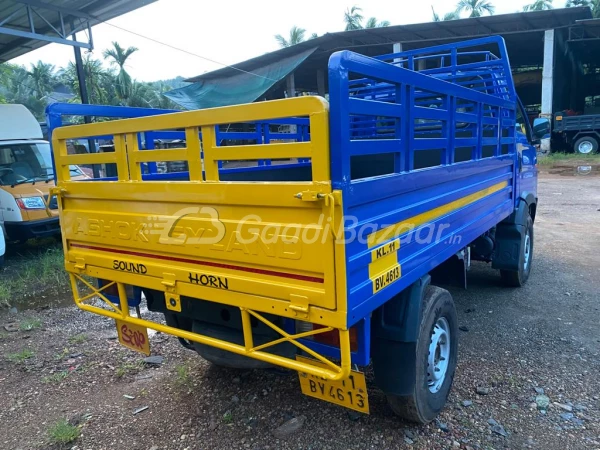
0,172,599,450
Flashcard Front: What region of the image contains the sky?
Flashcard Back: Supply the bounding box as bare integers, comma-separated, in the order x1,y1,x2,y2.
11,0,570,82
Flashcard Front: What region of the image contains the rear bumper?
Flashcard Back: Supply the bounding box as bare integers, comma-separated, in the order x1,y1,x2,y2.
4,217,60,241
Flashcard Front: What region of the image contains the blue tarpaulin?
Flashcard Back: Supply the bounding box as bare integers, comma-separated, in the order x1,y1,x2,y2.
164,47,317,110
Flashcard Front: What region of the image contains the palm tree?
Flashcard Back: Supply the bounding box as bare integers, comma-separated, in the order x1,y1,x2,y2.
432,6,460,21
456,0,495,17
103,41,138,100
60,55,116,105
524,0,553,10
365,17,391,28
344,6,364,30
310,32,318,39
27,61,55,98
274,26,306,48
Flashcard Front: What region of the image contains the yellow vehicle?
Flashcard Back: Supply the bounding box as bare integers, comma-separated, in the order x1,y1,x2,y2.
0,104,84,242
50,39,538,423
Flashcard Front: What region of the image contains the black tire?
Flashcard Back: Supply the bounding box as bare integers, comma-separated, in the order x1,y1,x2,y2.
500,215,534,287
386,286,458,423
573,136,598,154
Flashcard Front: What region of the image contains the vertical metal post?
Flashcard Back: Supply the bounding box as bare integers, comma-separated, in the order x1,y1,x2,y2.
286,72,296,98
316,69,325,96
72,29,99,178
541,29,555,118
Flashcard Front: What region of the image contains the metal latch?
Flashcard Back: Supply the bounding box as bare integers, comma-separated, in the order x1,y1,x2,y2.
289,294,310,318
161,273,181,312
74,257,86,270
294,190,326,202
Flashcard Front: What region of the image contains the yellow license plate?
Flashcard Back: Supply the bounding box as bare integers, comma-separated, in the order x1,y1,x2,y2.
296,355,369,414
116,319,150,356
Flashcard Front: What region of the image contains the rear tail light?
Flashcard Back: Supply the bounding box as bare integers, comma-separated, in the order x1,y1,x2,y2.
296,321,358,352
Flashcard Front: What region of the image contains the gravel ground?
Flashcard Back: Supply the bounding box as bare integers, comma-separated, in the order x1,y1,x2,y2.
0,172,599,450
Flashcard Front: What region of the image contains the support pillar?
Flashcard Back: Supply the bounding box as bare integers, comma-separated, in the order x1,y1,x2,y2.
286,72,296,98
541,29,555,118
393,42,403,65
316,69,325,96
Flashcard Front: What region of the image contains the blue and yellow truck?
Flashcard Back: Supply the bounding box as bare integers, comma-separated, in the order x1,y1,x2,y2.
48,37,541,423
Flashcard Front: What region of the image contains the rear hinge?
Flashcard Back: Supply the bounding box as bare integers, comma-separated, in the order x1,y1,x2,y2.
289,294,310,318
161,273,181,312
74,257,86,271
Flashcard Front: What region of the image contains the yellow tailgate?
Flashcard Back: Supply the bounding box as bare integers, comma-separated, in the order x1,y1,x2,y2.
52,97,348,329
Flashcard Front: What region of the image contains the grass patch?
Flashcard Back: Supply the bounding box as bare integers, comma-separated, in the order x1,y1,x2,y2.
538,152,600,166
222,410,233,424
115,360,145,378
48,419,80,445
0,245,69,308
175,363,192,387
7,348,35,362
19,317,42,331
69,333,88,344
43,370,69,383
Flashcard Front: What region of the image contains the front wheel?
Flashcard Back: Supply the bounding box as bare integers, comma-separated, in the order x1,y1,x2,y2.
386,286,458,423
573,136,598,154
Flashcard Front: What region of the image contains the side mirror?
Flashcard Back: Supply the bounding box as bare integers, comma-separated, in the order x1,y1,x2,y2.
533,117,551,140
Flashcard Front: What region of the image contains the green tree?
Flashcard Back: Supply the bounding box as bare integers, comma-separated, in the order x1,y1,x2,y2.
523,0,553,11
365,17,391,28
60,55,117,105
274,26,306,48
26,61,55,98
103,41,138,100
566,0,600,17
432,6,460,21
344,5,364,30
344,6,390,29
456,0,495,17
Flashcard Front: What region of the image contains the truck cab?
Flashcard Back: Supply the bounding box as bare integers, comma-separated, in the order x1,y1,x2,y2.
0,104,85,242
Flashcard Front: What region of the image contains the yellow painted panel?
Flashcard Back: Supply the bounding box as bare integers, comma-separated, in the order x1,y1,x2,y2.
370,238,400,262
368,252,398,279
297,355,370,414
116,319,150,356
371,264,401,294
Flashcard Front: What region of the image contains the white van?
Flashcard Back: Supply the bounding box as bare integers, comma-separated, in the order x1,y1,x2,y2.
0,104,84,242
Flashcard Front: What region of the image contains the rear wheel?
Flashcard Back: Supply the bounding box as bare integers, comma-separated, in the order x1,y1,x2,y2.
386,286,458,423
500,215,533,287
573,136,598,154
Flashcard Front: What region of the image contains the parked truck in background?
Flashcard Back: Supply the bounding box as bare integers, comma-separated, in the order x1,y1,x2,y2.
48,37,543,423
550,111,600,154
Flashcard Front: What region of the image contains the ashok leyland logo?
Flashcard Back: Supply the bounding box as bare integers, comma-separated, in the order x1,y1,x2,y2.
146,207,225,245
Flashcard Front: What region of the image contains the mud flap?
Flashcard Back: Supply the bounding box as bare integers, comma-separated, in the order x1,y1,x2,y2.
492,199,529,271
371,275,431,396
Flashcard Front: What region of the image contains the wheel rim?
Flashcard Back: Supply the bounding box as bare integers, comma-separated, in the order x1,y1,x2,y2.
578,141,593,154
523,232,531,271
427,317,451,394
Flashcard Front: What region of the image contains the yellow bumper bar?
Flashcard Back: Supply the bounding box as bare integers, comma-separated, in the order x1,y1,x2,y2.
69,274,351,381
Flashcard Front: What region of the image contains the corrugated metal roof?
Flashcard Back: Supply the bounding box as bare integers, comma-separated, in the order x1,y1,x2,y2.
0,0,156,63
185,7,592,83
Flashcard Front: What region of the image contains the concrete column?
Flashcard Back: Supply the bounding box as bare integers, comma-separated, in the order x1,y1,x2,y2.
393,42,403,65
286,72,296,98
316,69,325,96
541,29,555,117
